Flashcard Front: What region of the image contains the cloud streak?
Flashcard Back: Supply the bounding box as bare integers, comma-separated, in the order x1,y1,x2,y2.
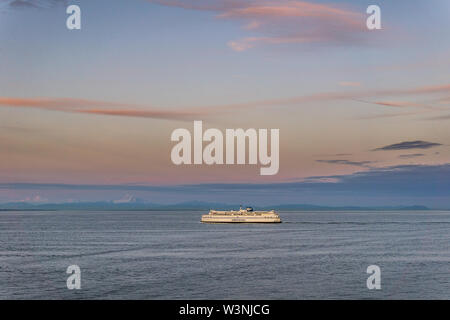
2,83,450,120
398,154,425,159
152,0,366,51
7,0,66,9
315,159,374,168
339,81,361,87
354,99,448,116
0,97,207,121
206,83,450,111
427,114,450,120
373,141,443,151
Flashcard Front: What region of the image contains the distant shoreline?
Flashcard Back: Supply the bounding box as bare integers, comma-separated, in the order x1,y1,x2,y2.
0,203,443,211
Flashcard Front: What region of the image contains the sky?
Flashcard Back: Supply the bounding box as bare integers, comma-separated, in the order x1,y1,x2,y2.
0,0,449,206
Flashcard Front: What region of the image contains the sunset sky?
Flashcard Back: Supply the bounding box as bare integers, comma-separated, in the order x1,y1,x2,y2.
0,0,449,206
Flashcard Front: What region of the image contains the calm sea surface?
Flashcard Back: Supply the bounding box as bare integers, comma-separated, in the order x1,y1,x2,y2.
0,210,449,299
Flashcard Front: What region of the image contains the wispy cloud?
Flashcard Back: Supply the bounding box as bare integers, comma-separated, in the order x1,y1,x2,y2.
315,159,374,168
358,110,430,120
334,153,352,156
2,83,450,120
0,97,207,121
315,153,353,157
373,141,443,151
366,101,423,108
7,0,66,9
152,0,366,51
338,81,361,87
8,0,39,8
427,114,450,120
398,154,425,159
354,99,447,114
437,97,450,105
206,83,450,111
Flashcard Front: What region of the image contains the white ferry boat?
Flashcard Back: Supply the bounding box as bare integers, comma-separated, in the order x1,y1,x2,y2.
201,207,281,223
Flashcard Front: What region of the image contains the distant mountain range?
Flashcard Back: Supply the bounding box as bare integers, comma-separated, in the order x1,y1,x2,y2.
0,200,433,211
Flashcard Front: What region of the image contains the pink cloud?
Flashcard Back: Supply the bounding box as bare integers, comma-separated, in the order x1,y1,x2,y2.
217,1,360,24
339,81,361,87
228,35,323,51
151,0,366,51
0,97,205,121
1,83,449,120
